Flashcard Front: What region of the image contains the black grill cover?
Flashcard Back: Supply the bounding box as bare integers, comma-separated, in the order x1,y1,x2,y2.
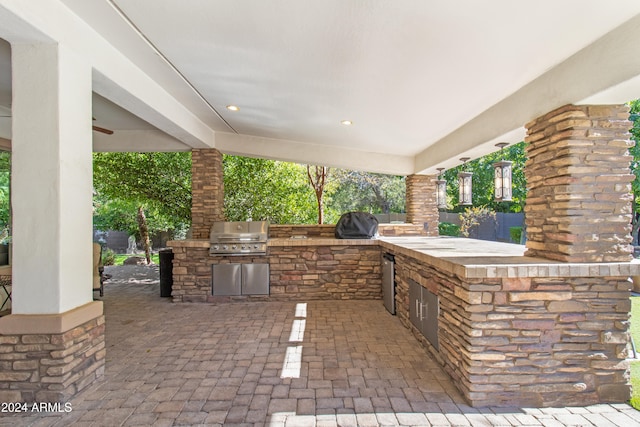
335,212,379,239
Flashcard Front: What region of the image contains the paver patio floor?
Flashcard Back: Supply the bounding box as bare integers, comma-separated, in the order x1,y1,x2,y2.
3,265,640,426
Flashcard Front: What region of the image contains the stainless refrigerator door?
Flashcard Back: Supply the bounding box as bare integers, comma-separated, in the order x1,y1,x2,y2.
212,264,241,295
241,263,269,295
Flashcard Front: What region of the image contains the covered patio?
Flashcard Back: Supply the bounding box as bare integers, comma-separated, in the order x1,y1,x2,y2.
2,0,640,412
3,270,640,426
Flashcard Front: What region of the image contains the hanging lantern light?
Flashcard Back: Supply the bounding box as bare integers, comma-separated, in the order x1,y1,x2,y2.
435,168,447,209
458,158,472,206
493,143,513,202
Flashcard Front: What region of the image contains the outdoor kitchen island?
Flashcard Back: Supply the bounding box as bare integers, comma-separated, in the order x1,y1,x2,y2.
167,235,640,408
168,236,382,302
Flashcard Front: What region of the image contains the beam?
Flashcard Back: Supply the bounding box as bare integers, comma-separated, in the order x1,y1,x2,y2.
415,13,640,174
0,0,215,149
215,132,414,175
93,129,190,152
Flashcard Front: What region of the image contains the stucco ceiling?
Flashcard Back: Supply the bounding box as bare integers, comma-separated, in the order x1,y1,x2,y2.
2,1,640,174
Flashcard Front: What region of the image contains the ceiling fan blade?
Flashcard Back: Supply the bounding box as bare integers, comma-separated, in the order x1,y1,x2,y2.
92,125,114,135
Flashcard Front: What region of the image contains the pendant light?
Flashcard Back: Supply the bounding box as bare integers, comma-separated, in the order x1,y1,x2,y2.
436,168,447,209
493,143,512,202
458,158,472,206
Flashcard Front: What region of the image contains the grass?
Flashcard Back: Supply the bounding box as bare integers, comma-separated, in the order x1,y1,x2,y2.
107,253,160,266
630,296,640,409
631,361,640,409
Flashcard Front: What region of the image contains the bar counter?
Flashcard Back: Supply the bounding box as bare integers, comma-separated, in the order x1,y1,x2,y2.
170,235,640,280
266,236,640,278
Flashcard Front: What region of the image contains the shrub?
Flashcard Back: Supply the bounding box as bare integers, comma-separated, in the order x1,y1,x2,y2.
439,222,460,237
102,248,116,266
459,206,496,238
509,226,523,244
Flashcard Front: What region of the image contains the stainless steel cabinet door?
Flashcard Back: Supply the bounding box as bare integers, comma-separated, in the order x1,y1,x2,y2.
408,279,439,351
212,264,241,295
241,263,269,295
423,288,439,351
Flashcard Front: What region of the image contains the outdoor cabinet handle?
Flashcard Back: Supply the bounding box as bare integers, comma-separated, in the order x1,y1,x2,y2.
415,299,419,318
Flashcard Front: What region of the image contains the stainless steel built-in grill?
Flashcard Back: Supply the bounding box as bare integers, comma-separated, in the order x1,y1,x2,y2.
209,220,269,256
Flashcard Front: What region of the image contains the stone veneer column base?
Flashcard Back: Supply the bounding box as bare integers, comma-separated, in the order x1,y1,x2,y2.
0,302,105,403
405,174,439,236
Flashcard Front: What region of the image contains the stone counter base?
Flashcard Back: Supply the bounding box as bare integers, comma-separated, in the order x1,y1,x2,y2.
171,245,382,302
269,246,381,300
393,251,631,407
0,315,105,403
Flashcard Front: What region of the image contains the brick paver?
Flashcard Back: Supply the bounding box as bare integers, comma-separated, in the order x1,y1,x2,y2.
2,265,639,426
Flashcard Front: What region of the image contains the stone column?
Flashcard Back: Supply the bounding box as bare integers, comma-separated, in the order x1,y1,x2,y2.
0,43,104,402
191,148,225,239
405,174,439,236
524,104,634,262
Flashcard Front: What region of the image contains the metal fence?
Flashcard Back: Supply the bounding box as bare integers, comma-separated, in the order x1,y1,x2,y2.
439,212,524,243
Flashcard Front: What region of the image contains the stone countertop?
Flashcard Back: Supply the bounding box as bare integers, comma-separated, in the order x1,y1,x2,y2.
167,238,378,248
168,237,640,279
167,239,210,248
268,237,378,246
378,236,640,279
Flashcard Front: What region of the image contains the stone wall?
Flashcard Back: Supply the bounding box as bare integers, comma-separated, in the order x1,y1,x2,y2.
172,246,271,303
524,104,634,262
405,174,439,236
0,316,105,403
393,251,631,407
269,224,335,238
378,223,426,237
170,243,381,302
191,148,225,239
269,245,381,300
269,224,426,238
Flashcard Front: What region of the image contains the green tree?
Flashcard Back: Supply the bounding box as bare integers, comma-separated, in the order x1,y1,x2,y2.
93,152,192,263
331,170,405,215
223,156,409,225
93,197,183,240
307,165,329,224
442,141,527,213
628,99,640,245
223,155,317,224
0,151,9,239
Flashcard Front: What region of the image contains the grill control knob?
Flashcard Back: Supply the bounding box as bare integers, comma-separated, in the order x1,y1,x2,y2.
212,245,219,250
222,245,228,250
232,245,237,250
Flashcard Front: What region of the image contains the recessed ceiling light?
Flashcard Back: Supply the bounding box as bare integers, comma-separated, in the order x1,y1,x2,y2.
340,120,353,126
226,105,240,112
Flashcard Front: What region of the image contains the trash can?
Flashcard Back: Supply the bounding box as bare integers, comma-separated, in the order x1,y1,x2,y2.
159,248,174,297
